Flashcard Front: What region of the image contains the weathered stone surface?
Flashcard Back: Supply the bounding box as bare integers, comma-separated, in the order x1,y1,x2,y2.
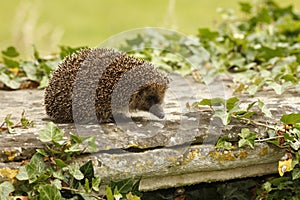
0,74,299,191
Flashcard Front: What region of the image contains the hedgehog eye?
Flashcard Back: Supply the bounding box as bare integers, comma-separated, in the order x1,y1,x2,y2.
146,95,154,101
146,95,158,103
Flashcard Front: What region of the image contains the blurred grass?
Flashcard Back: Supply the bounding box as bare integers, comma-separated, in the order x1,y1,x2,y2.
0,0,299,56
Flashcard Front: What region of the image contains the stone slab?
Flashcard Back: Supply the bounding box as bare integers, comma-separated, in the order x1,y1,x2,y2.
0,74,299,191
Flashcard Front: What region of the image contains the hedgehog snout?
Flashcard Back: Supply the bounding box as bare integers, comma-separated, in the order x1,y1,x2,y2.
149,104,165,119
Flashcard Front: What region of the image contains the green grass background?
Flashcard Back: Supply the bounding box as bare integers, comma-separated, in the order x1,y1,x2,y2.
0,0,299,56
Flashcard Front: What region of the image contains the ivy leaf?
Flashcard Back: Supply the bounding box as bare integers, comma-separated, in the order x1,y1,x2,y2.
2,46,19,58
109,177,134,195
238,128,256,149
198,28,219,40
0,72,21,89
79,160,94,186
65,143,82,153
114,187,123,200
38,122,64,143
239,2,252,14
69,163,84,180
53,158,68,168
258,99,273,118
0,181,14,199
262,182,272,193
21,110,34,129
86,136,97,152
36,149,49,157
268,81,293,95
4,114,15,134
247,101,257,111
214,109,231,125
215,135,232,150
106,186,114,200
226,96,239,110
246,85,259,96
21,61,38,81
52,179,62,190
3,57,20,68
26,153,46,183
198,97,225,107
38,184,62,200
126,192,141,200
280,113,300,125
292,168,300,180
16,166,29,181
38,75,49,89
59,45,87,59
235,111,255,119
92,177,101,192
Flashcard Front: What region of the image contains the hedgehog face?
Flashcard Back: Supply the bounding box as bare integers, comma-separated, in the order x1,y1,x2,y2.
130,84,167,119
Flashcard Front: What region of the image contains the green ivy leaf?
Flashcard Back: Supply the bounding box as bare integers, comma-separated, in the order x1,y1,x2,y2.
86,136,97,152
268,81,293,95
16,166,29,181
292,168,300,180
69,163,84,180
3,57,19,68
21,110,34,129
80,160,94,184
226,96,239,110
246,101,257,111
239,2,252,14
21,61,38,81
126,192,141,200
0,181,14,199
92,177,101,192
290,140,300,151
4,114,15,134
70,133,83,144
109,177,134,195
280,113,300,125
258,99,273,118
52,179,62,190
235,111,255,119
54,158,68,168
65,143,82,153
59,45,87,59
246,85,259,96
53,169,64,180
214,109,231,125
38,122,64,143
215,135,232,150
2,46,19,57
38,75,49,89
36,149,48,157
238,128,256,149
114,187,123,200
26,153,46,183
198,28,219,40
83,178,91,193
38,184,62,200
106,186,114,200
262,181,272,193
0,72,21,89
198,98,225,107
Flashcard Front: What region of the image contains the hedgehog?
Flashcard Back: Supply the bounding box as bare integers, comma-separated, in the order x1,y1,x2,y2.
44,48,169,123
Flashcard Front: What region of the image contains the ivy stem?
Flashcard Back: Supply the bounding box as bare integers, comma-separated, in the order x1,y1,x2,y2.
232,115,285,132
255,136,284,142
